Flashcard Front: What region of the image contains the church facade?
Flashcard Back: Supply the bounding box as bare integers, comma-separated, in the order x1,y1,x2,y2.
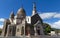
2,3,44,37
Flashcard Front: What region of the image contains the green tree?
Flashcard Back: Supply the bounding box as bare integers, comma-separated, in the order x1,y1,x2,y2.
0,29,2,35
43,23,51,35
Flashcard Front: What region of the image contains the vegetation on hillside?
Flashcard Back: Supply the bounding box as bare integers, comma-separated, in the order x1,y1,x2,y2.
43,23,51,35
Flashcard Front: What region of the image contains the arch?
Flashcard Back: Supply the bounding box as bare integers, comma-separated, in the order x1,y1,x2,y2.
21,26,24,35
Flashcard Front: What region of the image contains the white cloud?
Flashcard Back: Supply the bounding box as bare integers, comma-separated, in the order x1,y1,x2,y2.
54,14,60,18
40,12,56,19
0,25,3,29
0,18,5,22
39,12,60,19
48,20,60,29
0,18,5,29
39,12,60,29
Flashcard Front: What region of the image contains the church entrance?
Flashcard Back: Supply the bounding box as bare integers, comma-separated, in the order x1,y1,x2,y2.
37,30,40,35
36,27,40,35
7,26,16,36
25,26,30,36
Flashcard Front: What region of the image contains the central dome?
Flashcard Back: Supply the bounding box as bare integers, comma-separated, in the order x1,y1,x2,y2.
17,8,26,16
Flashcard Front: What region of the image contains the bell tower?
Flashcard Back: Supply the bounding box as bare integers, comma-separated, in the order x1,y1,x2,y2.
15,0,26,36
32,2,37,16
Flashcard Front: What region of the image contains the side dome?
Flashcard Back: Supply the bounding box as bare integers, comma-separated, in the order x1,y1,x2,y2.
10,11,14,18
17,8,26,16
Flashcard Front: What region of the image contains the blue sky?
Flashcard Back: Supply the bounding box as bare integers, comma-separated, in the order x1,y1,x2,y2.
0,0,60,29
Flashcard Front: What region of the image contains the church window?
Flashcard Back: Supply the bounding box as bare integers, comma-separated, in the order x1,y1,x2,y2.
28,18,29,22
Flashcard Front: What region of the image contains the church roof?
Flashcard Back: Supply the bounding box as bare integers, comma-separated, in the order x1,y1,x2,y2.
31,13,43,25
17,7,26,15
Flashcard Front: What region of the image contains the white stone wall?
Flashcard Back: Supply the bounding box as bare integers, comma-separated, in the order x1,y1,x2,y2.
26,16,31,24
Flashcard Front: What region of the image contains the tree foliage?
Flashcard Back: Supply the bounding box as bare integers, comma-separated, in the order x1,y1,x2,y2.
0,29,2,35
43,23,51,35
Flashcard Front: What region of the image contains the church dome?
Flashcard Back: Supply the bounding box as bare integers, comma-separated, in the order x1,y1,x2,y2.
16,7,26,19
17,8,26,16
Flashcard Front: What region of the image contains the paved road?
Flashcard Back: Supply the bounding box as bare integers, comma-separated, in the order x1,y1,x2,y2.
0,35,60,38
31,35,60,38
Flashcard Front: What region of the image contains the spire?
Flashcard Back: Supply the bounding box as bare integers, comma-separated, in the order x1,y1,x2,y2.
32,2,37,16
33,2,36,11
10,11,14,18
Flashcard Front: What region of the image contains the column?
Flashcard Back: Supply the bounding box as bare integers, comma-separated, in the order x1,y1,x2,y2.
34,26,37,36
